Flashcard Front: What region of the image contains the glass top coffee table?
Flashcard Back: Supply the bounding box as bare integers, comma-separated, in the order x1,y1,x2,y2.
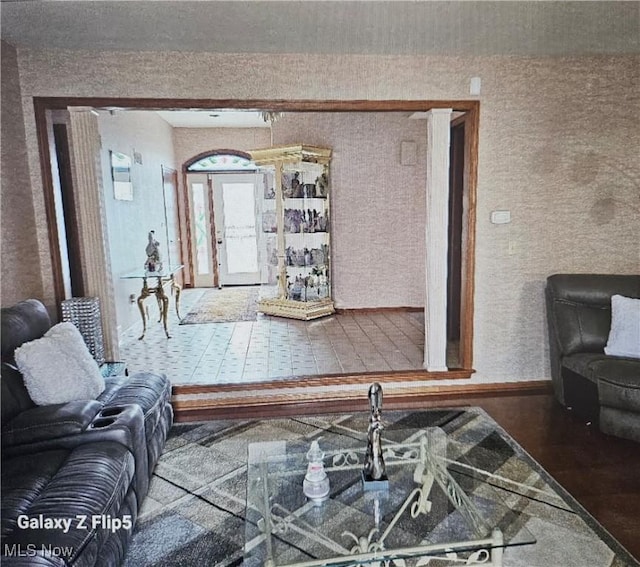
245,426,563,567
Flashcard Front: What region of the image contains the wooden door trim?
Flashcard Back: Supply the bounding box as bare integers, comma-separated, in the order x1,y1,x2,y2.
460,107,478,370
33,97,479,397
183,172,218,288
180,170,194,287
34,98,479,113
33,99,66,314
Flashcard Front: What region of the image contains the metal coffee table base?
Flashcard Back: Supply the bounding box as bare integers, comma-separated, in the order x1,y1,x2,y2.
247,430,529,567
261,528,504,567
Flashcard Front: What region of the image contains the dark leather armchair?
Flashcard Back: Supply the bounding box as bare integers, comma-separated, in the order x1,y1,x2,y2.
545,274,640,442
1,299,173,566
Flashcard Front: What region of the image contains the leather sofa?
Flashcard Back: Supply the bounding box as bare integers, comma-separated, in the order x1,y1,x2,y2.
1,299,173,566
545,274,640,442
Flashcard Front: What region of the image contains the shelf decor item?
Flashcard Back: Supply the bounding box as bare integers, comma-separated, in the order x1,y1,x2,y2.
249,144,334,320
302,440,330,504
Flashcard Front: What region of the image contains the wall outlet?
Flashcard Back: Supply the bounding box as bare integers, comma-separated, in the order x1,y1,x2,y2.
129,293,137,304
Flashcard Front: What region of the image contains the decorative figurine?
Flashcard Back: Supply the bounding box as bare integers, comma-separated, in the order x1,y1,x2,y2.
291,172,303,198
363,382,389,490
303,440,330,504
144,230,163,273
316,170,329,197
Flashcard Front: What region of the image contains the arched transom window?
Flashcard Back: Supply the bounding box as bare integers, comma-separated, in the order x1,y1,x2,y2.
186,152,256,172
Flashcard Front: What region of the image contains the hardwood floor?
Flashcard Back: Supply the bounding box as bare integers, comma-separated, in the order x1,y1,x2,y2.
467,393,640,561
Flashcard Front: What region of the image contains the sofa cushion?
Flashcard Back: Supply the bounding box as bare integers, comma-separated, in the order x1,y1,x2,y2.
594,358,640,389
1,441,135,564
562,353,612,383
600,406,640,443
1,300,52,363
598,379,640,413
605,295,640,359
14,323,105,406
546,274,640,356
1,363,36,427
551,300,611,356
593,358,640,414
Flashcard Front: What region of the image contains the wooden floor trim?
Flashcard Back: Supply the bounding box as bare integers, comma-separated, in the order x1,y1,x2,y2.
172,368,473,395
172,379,552,421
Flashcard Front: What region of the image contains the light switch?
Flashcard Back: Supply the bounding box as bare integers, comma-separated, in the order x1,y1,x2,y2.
470,77,482,95
491,210,511,224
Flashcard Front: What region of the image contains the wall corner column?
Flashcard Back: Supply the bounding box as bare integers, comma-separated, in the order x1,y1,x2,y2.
424,108,452,371
67,107,119,360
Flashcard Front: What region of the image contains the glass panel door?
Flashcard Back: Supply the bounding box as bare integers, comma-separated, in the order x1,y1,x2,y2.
213,174,262,286
188,174,215,287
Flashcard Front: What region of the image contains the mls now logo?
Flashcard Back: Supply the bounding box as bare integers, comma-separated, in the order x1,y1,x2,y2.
4,544,74,558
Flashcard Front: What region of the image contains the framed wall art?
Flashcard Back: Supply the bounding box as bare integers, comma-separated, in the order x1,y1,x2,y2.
110,150,133,201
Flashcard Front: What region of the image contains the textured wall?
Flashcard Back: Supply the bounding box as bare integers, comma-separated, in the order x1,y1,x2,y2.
472,58,640,382
172,127,271,168
12,49,640,384
173,116,428,307
97,110,177,333
0,42,44,306
272,112,428,308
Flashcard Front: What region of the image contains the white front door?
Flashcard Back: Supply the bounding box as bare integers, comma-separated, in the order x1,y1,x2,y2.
212,174,262,286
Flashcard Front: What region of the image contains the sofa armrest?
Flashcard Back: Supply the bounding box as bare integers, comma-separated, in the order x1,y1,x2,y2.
2,400,103,449
3,404,150,504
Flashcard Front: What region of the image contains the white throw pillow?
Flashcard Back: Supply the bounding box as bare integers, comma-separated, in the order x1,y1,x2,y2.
604,295,640,359
14,322,106,405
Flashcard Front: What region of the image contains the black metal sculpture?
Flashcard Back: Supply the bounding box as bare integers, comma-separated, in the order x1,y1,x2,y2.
363,382,388,490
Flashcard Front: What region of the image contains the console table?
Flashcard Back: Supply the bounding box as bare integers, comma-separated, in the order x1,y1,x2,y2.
121,265,183,340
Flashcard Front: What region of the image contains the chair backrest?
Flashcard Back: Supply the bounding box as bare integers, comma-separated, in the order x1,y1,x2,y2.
546,274,640,357
1,299,52,426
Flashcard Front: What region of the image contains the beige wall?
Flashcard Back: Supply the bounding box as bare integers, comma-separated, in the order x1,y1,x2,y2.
172,117,427,306
172,127,271,168
0,41,44,306
9,48,640,385
272,112,428,308
98,111,177,333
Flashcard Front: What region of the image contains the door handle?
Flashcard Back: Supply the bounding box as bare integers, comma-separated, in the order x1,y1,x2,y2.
217,239,223,244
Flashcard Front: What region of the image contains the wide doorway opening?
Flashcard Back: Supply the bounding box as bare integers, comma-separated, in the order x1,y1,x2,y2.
36,98,478,414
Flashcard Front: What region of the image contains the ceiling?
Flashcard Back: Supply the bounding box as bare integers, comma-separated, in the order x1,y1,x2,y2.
1,1,638,56
155,110,270,128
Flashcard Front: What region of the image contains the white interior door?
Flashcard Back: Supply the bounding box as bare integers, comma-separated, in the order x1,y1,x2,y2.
161,166,181,271
188,174,215,287
212,174,262,286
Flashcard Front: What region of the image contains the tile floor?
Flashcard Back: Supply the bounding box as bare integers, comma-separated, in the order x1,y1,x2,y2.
120,288,442,386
